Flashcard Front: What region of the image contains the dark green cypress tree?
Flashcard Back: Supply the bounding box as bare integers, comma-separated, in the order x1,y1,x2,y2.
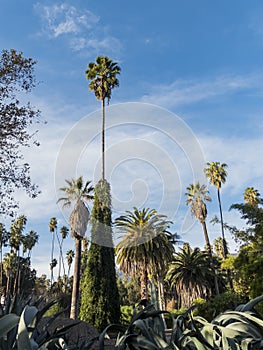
79,179,120,331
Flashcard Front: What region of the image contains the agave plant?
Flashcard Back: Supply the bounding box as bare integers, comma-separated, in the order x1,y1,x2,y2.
0,298,75,350
96,296,263,350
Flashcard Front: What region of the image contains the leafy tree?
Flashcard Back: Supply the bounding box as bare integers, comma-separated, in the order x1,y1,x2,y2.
0,49,41,216
86,56,120,180
115,207,174,302
166,244,214,308
204,161,228,258
230,198,263,298
185,182,219,294
80,180,120,331
57,176,93,319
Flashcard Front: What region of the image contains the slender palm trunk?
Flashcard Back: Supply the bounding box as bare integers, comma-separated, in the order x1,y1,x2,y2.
201,221,220,295
101,98,105,180
70,237,81,319
50,232,55,285
217,188,228,258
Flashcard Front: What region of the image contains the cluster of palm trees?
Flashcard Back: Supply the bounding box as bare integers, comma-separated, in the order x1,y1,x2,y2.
0,215,39,299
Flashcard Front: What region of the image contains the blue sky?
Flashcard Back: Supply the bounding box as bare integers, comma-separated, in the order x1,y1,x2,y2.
1,0,263,276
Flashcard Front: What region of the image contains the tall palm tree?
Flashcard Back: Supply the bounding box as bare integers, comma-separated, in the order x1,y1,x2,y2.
244,187,261,207
57,226,69,277
115,207,174,301
204,161,228,258
185,182,219,295
185,182,212,254
166,244,214,308
57,176,93,319
49,217,57,285
86,56,121,180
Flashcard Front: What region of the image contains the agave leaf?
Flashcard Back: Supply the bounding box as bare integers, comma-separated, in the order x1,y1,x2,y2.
125,334,160,350
237,295,263,313
98,324,126,350
0,313,19,338
225,321,263,339
17,308,32,350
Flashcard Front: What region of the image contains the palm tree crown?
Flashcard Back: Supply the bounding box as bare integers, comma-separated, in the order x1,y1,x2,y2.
244,187,261,207
204,161,227,189
86,56,121,104
115,207,174,300
166,243,214,308
185,182,211,224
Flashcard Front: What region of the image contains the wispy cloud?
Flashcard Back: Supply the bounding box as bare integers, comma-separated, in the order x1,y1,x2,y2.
141,74,263,108
34,2,122,55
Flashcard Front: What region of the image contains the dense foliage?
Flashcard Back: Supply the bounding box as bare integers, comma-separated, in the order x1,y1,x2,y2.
80,180,120,331
0,49,41,216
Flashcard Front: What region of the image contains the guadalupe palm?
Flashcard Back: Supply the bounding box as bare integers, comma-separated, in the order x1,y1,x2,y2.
57,176,93,319
244,187,261,207
115,207,174,301
185,182,212,255
86,56,121,180
204,161,228,258
166,244,214,308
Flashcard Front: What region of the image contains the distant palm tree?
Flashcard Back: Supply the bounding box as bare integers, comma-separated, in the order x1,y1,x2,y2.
86,56,121,180
49,217,57,285
166,244,214,308
57,226,69,277
22,230,39,259
115,207,174,301
66,249,75,278
244,187,261,207
204,161,228,258
185,182,219,294
57,176,93,319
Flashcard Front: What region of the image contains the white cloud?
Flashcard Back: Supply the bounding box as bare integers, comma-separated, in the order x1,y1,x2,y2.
34,2,122,55
141,74,263,108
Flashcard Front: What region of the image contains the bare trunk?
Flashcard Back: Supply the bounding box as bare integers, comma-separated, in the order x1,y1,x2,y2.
201,221,220,295
102,98,105,180
140,264,148,300
217,188,228,258
70,237,82,319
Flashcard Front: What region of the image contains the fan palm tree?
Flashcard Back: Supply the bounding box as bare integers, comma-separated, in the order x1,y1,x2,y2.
66,249,74,277
57,176,93,319
204,161,228,258
115,207,174,301
86,56,121,180
185,182,212,254
49,217,57,285
22,230,39,259
244,187,261,207
185,182,219,295
166,243,214,308
57,226,69,277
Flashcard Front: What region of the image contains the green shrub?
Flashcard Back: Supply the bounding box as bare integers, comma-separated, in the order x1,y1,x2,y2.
120,305,133,325
195,291,247,321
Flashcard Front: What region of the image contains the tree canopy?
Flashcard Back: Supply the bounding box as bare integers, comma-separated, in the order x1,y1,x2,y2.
0,49,41,216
